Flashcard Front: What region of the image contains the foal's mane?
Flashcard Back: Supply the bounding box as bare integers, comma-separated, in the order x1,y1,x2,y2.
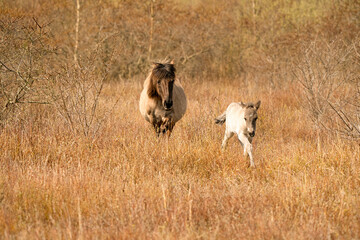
245,103,256,109
147,62,176,98
242,101,261,110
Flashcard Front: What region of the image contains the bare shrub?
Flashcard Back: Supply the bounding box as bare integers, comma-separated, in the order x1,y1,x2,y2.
0,17,54,126
45,40,119,138
294,39,360,144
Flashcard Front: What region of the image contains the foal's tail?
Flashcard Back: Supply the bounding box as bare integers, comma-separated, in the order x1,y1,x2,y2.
215,112,226,125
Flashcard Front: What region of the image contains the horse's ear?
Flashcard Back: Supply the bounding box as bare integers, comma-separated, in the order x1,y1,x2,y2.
239,102,246,108
170,59,174,64
255,100,261,110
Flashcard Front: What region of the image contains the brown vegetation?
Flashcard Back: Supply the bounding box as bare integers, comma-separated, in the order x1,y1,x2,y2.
0,0,359,239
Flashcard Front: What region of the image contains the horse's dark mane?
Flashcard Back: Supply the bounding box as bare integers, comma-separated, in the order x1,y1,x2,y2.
147,62,176,98
152,63,176,80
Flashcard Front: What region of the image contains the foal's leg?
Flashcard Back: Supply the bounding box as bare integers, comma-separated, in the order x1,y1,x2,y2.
221,130,234,150
237,133,255,167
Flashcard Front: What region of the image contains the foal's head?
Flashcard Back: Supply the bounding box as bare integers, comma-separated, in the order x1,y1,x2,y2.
240,101,261,137
148,62,176,110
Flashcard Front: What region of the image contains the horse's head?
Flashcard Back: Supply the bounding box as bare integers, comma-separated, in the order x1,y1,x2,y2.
241,101,261,137
148,62,176,110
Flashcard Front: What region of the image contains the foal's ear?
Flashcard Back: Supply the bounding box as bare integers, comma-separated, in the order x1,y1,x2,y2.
239,102,246,108
170,59,174,64
255,100,261,110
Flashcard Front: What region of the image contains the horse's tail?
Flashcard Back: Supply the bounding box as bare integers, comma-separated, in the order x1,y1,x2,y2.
215,112,226,125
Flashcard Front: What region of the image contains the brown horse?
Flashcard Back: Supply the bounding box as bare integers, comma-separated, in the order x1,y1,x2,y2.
139,61,187,136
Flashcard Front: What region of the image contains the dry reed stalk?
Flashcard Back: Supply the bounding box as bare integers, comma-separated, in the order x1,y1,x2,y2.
148,0,155,61
74,0,80,67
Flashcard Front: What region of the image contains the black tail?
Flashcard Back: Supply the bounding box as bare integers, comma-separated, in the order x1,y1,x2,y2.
214,112,226,125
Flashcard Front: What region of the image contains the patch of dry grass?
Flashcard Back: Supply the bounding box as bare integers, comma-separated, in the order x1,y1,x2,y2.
1,79,359,239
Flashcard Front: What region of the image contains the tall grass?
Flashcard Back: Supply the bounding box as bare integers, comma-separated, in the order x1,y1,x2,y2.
1,80,359,239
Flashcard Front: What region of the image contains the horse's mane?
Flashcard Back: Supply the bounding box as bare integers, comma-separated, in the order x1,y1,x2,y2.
147,62,176,98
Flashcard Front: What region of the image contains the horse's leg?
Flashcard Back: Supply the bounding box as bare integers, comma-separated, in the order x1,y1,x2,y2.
148,113,158,136
166,121,175,138
161,117,174,138
149,112,163,137
152,121,161,137
221,130,234,150
237,133,255,167
155,124,161,137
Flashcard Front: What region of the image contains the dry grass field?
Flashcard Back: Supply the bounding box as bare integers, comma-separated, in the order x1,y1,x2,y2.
1,0,359,239
1,79,359,239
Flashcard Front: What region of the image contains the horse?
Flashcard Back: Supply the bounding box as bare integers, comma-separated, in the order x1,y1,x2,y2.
139,61,187,137
215,101,261,167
